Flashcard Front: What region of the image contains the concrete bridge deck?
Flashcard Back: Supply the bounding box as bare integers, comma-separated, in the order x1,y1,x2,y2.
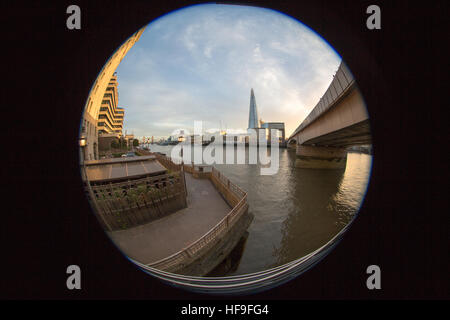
108,173,231,264
288,62,371,169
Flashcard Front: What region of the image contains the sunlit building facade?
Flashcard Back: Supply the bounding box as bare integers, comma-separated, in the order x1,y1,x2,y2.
80,26,145,161
97,73,125,136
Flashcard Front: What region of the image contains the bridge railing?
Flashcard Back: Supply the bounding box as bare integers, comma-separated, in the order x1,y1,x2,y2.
147,158,248,272
290,61,355,139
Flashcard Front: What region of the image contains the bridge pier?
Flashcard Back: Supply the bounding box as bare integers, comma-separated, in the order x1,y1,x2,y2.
295,145,347,169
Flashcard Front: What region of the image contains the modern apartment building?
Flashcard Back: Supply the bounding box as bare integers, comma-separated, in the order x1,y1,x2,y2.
80,26,145,162
97,73,125,136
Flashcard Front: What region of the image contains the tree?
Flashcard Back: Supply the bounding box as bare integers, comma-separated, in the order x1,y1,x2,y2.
110,139,119,149
119,138,127,149
133,139,139,147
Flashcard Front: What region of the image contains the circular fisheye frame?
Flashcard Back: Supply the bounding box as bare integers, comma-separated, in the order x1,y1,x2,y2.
78,3,372,295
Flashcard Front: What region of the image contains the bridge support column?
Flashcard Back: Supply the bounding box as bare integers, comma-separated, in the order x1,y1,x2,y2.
287,140,297,149
295,145,347,169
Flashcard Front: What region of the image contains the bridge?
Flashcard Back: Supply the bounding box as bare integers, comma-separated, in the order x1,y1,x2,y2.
288,62,371,169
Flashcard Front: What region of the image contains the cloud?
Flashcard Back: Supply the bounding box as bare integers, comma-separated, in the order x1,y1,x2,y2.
115,4,341,138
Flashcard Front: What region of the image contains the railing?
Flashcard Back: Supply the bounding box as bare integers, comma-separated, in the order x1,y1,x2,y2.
88,172,187,231
182,163,195,174
147,159,248,272
90,172,173,190
211,167,246,199
290,61,355,138
154,153,182,172
148,195,248,272
133,218,351,295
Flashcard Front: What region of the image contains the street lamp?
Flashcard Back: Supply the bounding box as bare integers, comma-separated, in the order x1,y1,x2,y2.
79,132,87,162
79,136,87,147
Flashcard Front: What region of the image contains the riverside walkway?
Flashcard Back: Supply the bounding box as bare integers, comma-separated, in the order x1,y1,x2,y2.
108,172,231,264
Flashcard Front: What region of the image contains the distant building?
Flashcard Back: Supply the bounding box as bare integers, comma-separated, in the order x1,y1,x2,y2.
248,88,259,130
247,88,271,144
261,122,285,143
124,133,135,147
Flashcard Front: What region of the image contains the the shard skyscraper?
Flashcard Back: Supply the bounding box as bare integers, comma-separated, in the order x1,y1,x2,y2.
248,88,259,129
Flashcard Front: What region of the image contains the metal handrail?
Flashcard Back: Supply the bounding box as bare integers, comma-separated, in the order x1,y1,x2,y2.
127,156,357,294
147,159,248,271
132,220,351,292
148,195,247,269
211,167,246,197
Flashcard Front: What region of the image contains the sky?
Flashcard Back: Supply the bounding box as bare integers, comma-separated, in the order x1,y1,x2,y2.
114,3,341,139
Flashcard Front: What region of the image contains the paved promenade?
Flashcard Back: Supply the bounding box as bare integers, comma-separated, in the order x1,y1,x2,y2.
108,173,231,264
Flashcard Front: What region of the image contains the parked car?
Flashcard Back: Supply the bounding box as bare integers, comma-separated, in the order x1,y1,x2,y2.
121,152,136,157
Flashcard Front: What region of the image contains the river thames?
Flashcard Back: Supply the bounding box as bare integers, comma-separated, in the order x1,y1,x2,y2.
143,144,372,275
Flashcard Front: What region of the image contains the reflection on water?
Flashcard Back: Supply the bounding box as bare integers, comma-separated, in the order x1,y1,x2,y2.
148,144,372,275
207,231,249,277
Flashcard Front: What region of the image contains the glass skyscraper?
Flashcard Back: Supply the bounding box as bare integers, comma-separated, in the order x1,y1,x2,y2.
248,88,259,129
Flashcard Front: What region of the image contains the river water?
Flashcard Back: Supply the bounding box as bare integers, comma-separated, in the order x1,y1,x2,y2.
145,144,372,275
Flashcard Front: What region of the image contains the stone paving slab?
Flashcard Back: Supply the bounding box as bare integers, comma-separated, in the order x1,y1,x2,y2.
108,173,231,264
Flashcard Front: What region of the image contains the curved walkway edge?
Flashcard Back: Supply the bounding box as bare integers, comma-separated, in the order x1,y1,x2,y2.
108,173,231,264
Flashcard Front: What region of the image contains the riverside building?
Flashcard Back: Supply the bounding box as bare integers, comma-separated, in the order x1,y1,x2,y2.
80,27,145,161
97,73,125,136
